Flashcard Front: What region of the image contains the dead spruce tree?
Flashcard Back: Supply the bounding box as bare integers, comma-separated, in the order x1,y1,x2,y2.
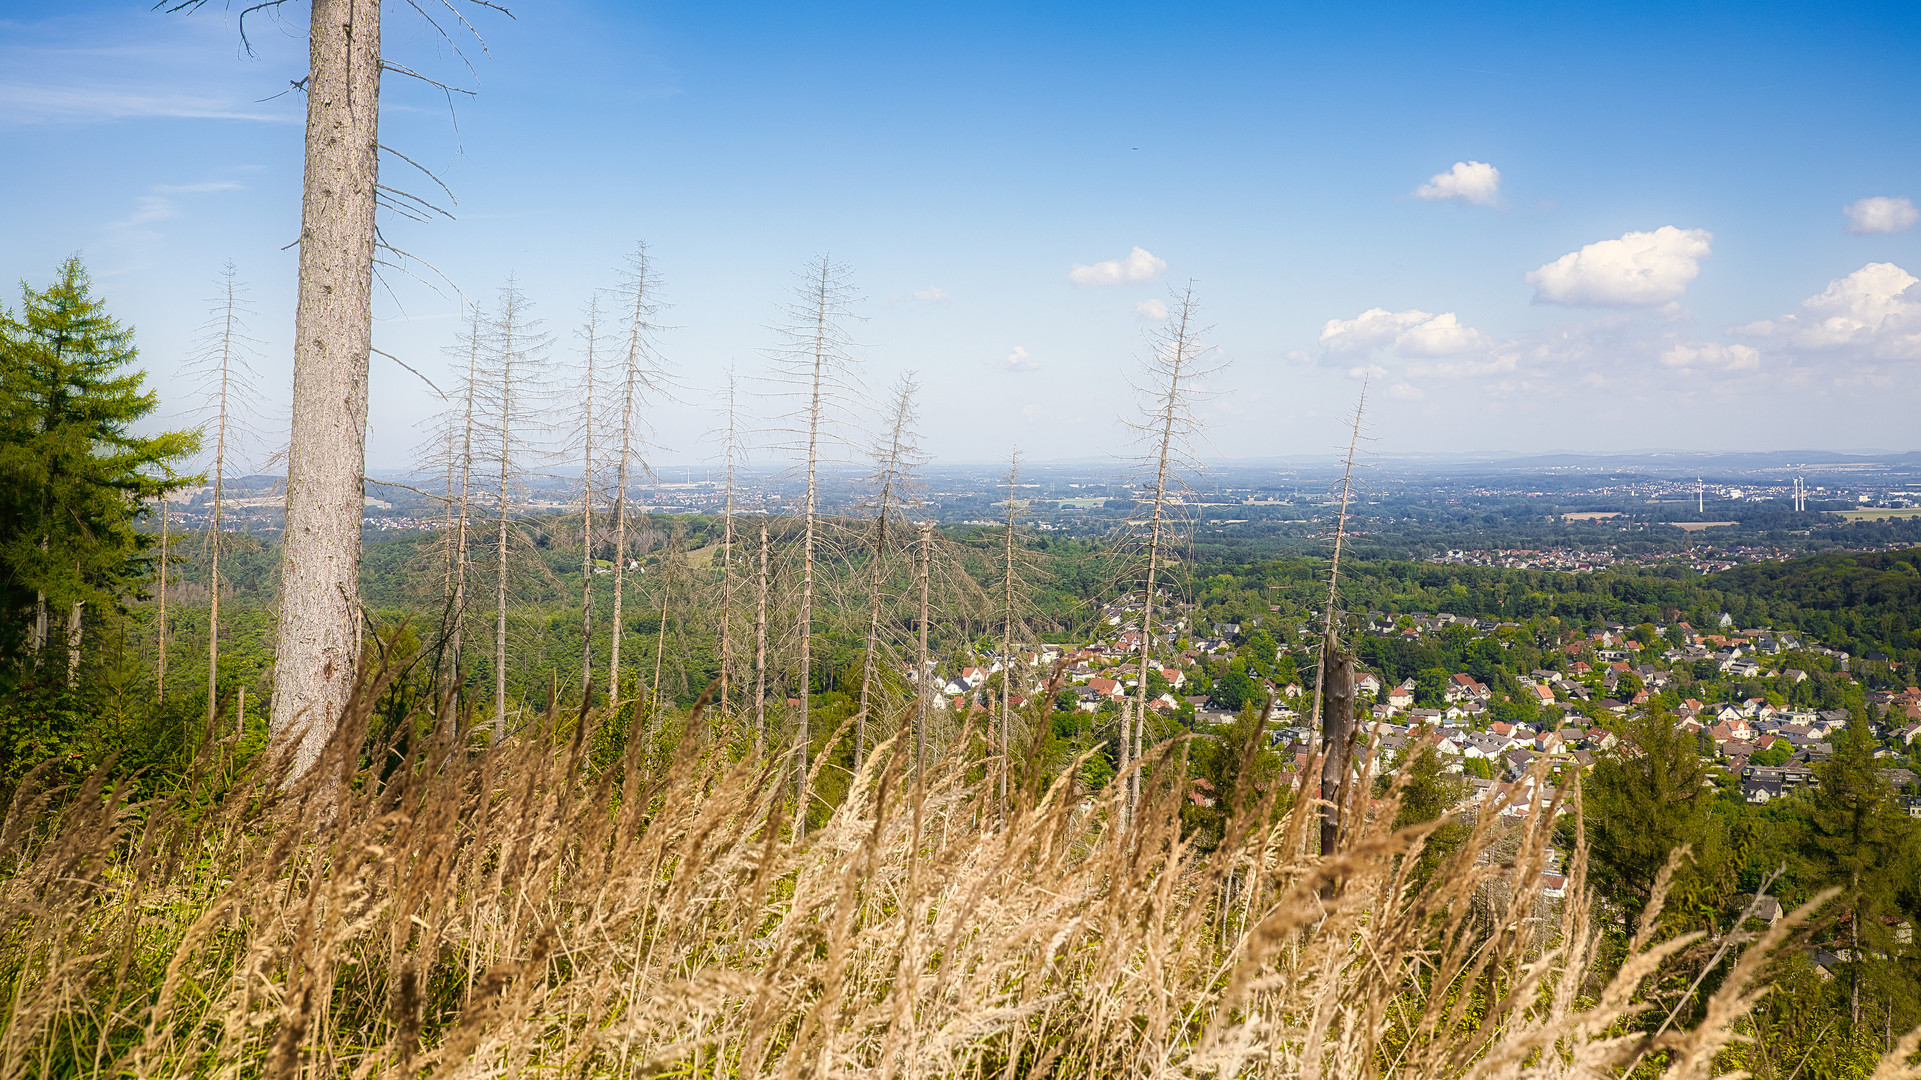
714,371,747,719
916,519,933,778
995,451,1036,822
252,0,385,773
479,281,550,741
155,486,170,704
854,373,924,770
164,0,507,776
1312,378,1368,855
607,244,670,706
570,297,605,704
756,523,770,757
184,262,263,731
766,256,863,832
424,302,487,712
1122,282,1217,819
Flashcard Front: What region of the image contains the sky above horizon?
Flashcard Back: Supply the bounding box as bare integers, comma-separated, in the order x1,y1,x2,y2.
5,0,1921,474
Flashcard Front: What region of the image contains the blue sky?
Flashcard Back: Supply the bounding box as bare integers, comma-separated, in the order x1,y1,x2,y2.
4,0,1921,471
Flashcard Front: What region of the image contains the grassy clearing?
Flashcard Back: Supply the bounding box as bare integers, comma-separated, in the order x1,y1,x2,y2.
0,678,1914,1078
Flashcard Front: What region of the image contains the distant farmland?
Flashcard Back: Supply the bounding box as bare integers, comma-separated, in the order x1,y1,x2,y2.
1832,507,1921,521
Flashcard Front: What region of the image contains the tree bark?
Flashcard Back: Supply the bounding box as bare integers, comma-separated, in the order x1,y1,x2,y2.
755,525,769,758
65,600,83,686
156,499,168,702
270,0,380,777
578,302,597,706
916,522,931,782
1318,632,1356,857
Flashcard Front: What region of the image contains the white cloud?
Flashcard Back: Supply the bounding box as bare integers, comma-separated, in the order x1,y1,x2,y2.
0,83,292,125
984,345,1040,372
912,286,950,302
1068,246,1165,286
1387,382,1426,400
1414,161,1500,206
1319,307,1493,358
1135,298,1168,320
1659,342,1760,372
1527,226,1712,307
1732,262,1921,360
1844,196,1919,235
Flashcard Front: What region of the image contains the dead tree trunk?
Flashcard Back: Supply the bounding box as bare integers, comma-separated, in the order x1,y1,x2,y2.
489,286,535,743
65,599,83,686
156,493,169,703
577,298,600,705
608,243,663,706
718,372,743,719
1125,283,1209,821
1317,634,1356,857
755,524,769,758
441,303,483,716
999,452,1022,823
856,374,921,770
271,0,381,777
1310,378,1368,856
916,521,935,779
204,265,244,732
772,256,862,837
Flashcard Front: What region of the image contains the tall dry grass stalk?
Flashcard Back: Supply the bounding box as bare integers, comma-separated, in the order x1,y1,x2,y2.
1,673,1914,1080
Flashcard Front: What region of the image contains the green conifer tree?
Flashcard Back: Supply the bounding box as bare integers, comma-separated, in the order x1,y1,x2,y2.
1583,710,1712,933
0,257,198,680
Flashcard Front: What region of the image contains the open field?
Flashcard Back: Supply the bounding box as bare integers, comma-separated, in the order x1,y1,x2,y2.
1833,507,1921,521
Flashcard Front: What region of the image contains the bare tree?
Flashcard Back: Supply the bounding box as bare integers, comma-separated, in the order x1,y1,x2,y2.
756,524,769,757
434,302,486,712
263,0,385,775
572,297,603,703
185,263,263,731
1122,282,1218,820
646,520,689,731
996,451,1028,822
607,244,669,706
478,280,549,741
164,0,508,778
916,520,932,780
765,256,863,832
854,373,924,770
156,488,170,704
715,371,746,718
1311,379,1368,855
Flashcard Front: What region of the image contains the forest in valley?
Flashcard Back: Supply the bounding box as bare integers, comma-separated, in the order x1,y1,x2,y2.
5,251,1921,1075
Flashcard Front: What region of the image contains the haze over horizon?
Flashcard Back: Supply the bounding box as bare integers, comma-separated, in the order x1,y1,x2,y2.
5,0,1921,471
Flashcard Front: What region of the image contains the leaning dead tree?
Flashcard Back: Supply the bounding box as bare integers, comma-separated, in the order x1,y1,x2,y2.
1312,378,1368,856
607,244,669,706
766,256,864,833
854,373,924,769
1122,282,1216,820
185,262,263,732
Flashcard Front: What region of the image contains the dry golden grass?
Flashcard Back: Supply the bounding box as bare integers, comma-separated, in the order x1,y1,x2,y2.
2,681,1918,1080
